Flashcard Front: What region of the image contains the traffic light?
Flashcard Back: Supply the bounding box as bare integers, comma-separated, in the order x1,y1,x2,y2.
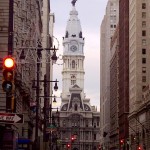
71,135,75,142
2,56,15,93
66,143,71,149
138,146,142,150
120,139,124,147
98,145,101,150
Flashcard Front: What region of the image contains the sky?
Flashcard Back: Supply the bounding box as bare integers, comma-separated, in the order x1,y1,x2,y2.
51,0,108,111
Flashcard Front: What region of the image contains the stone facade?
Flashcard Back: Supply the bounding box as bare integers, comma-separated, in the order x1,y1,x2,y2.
57,86,100,150
0,0,43,149
110,26,119,149
129,0,150,149
100,0,119,149
0,0,9,111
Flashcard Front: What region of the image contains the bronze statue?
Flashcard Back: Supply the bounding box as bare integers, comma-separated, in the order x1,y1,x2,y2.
71,0,77,6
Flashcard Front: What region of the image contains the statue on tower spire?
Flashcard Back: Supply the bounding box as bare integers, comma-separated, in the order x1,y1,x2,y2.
71,0,77,6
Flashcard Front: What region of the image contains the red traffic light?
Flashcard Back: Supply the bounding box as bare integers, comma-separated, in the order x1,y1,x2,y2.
67,143,71,148
3,56,15,69
2,56,15,93
138,146,142,150
71,136,74,140
120,139,124,144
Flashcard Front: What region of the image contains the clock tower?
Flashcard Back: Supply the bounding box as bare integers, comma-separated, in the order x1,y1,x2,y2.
57,2,100,150
61,1,85,98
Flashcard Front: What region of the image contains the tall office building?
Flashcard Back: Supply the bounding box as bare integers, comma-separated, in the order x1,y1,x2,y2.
110,25,119,149
128,0,150,149
118,0,129,148
100,0,119,149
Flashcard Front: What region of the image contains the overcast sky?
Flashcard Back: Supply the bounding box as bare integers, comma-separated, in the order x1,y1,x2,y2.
51,0,108,111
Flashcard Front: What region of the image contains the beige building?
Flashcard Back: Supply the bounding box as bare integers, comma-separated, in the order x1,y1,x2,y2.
100,0,119,149
110,26,119,149
128,0,150,149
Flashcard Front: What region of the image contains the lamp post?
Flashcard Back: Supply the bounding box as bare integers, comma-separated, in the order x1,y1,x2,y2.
33,45,58,150
33,76,58,148
47,104,59,150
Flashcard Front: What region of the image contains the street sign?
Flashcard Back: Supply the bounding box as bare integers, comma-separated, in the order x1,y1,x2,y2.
0,113,24,124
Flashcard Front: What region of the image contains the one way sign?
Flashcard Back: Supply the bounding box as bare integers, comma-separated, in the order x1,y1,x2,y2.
0,113,24,124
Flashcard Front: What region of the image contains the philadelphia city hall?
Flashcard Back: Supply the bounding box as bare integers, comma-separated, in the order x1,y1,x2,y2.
54,1,100,150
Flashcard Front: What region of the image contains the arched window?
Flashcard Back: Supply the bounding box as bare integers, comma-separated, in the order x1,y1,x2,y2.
72,60,75,69
74,104,78,111
71,75,76,85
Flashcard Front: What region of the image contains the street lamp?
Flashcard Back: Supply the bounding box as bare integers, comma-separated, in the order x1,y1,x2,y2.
47,99,60,150
31,45,58,150
15,37,59,150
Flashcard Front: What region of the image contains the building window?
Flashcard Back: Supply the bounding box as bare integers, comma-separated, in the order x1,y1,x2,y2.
143,86,146,90
72,60,75,68
142,12,146,18
71,75,76,85
74,104,78,111
85,120,88,127
142,58,146,64
142,48,146,54
85,132,89,140
110,25,113,28
142,39,146,45
97,121,99,126
142,3,146,9
94,134,96,140
142,76,146,82
142,21,146,27
142,67,146,73
142,31,146,36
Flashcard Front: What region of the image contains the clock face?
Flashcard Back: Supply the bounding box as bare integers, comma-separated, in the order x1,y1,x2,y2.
70,45,77,52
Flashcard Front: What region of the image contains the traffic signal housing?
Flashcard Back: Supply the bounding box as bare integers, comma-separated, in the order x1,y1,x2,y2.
71,135,75,143
120,139,124,147
66,143,71,149
2,56,15,93
138,146,142,150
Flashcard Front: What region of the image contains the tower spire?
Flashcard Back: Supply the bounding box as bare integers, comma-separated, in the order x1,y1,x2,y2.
71,0,77,6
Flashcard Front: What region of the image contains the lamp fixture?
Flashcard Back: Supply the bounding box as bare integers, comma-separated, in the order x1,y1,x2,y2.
53,96,57,103
54,79,58,91
51,45,58,63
